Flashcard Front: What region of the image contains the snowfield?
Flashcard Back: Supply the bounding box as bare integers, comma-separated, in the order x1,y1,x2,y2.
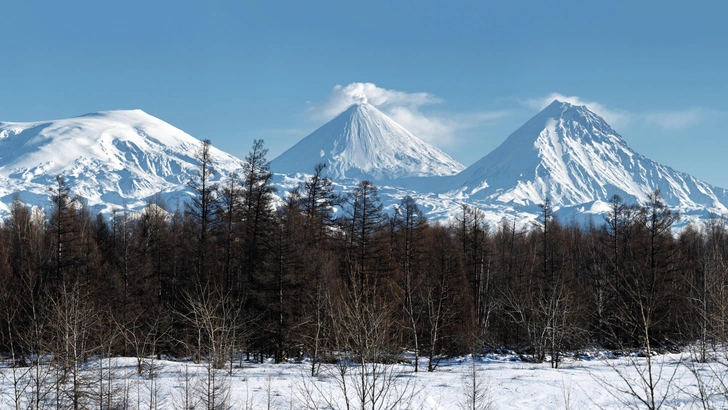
1,351,723,409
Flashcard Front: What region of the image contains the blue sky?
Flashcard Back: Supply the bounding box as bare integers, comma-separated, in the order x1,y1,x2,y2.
2,1,728,187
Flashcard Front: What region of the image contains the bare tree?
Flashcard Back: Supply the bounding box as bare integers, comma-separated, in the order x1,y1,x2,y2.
217,171,244,292
458,357,494,410
119,310,169,410
392,196,427,372
49,175,79,285
47,281,99,410
187,139,219,286
458,205,494,342
300,251,337,377
1,303,31,410
325,280,419,410
180,285,242,409
423,224,461,372
597,191,682,410
680,219,728,363
170,362,200,410
339,180,384,297
90,311,124,410
18,289,55,410
119,311,168,377
298,163,339,376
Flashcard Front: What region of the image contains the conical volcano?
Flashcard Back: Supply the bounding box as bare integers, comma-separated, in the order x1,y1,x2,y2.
270,103,464,181
448,100,728,216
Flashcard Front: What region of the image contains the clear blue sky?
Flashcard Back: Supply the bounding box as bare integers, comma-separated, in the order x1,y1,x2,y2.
2,1,728,187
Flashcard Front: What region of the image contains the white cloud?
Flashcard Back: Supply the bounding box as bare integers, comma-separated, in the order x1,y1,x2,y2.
308,82,439,121
308,82,506,145
385,106,455,143
643,108,703,130
527,93,708,132
526,93,630,127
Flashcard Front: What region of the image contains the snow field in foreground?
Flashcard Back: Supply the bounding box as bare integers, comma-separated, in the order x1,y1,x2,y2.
0,352,719,409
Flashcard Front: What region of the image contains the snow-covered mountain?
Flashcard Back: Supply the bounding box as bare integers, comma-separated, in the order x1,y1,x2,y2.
270,102,464,181
0,109,242,215
443,100,728,221
1,102,726,228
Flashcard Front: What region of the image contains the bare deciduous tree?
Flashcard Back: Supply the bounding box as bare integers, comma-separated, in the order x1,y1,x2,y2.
180,285,242,410
47,281,99,410
458,357,494,410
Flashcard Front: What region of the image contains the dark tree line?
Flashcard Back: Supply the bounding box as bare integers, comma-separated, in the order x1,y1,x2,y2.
0,138,727,386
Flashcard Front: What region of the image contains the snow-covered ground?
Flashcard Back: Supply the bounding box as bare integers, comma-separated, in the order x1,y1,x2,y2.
1,351,723,409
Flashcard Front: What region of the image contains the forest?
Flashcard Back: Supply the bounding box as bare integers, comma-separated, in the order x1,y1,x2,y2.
0,139,727,408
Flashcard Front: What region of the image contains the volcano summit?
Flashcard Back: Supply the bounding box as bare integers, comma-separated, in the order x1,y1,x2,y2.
270,103,464,181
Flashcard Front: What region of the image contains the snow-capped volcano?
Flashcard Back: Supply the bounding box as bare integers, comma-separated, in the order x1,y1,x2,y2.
447,100,728,218
270,103,464,180
0,109,242,215
2,102,726,227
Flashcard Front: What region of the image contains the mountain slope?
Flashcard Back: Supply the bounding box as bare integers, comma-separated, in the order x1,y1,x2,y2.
1,102,726,228
0,109,242,215
270,103,464,180
446,100,728,218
